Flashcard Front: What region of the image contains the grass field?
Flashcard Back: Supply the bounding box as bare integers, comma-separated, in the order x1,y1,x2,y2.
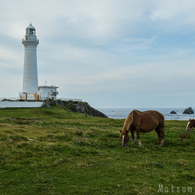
0,106,195,194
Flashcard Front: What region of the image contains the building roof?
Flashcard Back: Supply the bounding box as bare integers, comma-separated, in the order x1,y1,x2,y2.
38,86,59,89
26,23,35,30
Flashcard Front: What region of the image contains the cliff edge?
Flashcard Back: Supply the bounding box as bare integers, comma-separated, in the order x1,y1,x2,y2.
42,100,108,118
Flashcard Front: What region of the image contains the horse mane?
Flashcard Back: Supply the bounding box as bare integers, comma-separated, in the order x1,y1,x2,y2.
191,119,195,125
122,110,137,133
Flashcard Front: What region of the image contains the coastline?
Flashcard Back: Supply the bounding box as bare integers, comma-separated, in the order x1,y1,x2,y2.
98,108,195,120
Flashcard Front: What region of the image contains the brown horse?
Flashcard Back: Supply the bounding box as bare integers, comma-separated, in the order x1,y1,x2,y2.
120,110,165,147
186,118,195,131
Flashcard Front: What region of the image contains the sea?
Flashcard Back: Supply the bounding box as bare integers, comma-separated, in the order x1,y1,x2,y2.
98,108,195,121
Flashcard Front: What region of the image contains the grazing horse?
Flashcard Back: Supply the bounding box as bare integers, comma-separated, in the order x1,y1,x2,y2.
186,119,195,131
120,110,165,147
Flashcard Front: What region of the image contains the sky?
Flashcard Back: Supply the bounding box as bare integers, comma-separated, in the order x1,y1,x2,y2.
0,0,195,109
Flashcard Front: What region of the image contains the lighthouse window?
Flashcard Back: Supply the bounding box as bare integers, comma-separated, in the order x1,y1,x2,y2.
29,29,35,35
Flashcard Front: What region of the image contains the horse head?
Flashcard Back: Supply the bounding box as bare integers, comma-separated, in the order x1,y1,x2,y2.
119,112,133,147
186,118,195,131
120,130,129,147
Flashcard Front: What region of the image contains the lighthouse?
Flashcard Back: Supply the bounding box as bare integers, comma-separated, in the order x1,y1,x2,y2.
19,23,39,100
19,24,59,100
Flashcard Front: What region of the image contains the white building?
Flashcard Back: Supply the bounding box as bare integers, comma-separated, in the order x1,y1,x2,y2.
19,24,58,100
37,85,59,100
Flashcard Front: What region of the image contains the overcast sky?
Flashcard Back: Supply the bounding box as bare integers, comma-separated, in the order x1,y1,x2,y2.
1,0,195,108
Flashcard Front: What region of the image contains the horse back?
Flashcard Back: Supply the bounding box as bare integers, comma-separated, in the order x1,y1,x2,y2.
132,110,164,131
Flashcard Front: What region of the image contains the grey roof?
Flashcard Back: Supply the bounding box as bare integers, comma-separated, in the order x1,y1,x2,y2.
26,23,35,30
38,86,59,89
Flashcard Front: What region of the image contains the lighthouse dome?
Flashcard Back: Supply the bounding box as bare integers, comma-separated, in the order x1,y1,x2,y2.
26,23,35,30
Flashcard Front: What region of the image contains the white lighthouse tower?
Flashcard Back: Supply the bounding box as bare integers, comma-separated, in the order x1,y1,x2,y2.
19,24,59,101
19,23,39,100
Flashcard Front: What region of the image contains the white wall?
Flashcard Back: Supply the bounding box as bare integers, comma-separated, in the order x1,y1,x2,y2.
0,101,43,108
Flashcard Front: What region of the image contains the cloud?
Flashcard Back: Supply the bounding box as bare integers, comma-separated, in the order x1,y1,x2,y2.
121,36,157,50
0,0,153,42
0,46,22,67
150,0,195,34
151,0,195,21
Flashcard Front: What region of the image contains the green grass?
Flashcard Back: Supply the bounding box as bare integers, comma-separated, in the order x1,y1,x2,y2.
0,107,195,194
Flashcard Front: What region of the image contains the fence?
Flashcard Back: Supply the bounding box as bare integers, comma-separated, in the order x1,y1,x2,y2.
0,97,19,101
0,97,82,102
59,98,82,102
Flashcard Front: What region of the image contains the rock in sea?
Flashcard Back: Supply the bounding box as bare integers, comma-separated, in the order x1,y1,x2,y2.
183,107,194,114
170,111,177,114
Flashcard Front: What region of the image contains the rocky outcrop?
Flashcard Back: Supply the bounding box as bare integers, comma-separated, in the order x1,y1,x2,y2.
75,102,107,117
183,107,194,114
170,111,177,114
42,100,108,118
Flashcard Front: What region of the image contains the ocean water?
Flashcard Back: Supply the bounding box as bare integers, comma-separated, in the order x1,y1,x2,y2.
98,108,195,121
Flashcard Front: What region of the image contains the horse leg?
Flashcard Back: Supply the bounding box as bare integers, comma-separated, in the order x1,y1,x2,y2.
155,127,164,146
130,130,135,145
136,127,141,146
159,128,164,146
155,128,161,145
